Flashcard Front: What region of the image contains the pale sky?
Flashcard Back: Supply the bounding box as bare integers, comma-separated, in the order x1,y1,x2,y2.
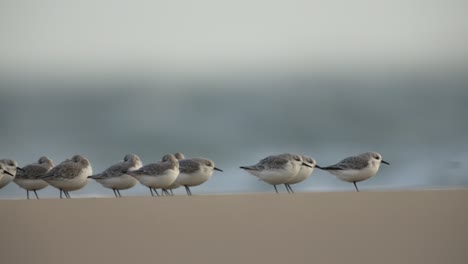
1,0,467,73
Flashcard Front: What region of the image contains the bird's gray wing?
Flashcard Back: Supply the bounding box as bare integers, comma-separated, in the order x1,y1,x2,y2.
90,163,127,179
257,155,289,169
40,161,81,179
322,156,368,170
179,159,201,174
131,162,171,176
15,164,49,179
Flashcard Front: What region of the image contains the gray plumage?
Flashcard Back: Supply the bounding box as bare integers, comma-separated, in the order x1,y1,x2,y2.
319,152,375,171
89,163,127,179
173,152,185,160
241,153,301,171
40,155,90,179
179,157,221,173
130,155,178,177
15,156,53,179
179,158,210,174
89,154,141,179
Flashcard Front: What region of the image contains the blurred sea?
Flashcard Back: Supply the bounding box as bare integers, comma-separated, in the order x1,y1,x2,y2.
1,71,467,198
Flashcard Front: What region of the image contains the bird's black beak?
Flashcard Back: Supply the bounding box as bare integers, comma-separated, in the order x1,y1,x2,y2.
315,164,323,169
302,163,313,168
214,167,223,172
3,170,14,177
16,167,25,172
382,160,390,165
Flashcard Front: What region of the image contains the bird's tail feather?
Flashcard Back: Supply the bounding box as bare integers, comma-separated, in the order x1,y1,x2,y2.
316,165,342,170
88,174,102,179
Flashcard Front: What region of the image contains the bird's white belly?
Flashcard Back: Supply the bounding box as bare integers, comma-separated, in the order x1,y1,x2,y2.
46,176,89,191
135,169,179,189
287,167,314,184
82,165,93,179
0,175,14,189
331,167,378,183
46,167,91,191
13,178,48,191
176,169,213,187
97,174,137,190
257,167,299,185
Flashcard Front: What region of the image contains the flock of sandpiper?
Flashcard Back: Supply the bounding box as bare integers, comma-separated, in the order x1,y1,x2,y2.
0,151,389,199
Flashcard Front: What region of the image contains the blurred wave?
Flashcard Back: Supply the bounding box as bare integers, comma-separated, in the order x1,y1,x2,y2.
0,72,467,198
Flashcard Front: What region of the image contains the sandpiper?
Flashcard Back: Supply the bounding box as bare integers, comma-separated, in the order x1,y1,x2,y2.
39,155,92,198
316,152,389,192
13,156,53,199
88,154,142,197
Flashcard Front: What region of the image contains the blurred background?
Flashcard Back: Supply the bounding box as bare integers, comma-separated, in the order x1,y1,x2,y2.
1,0,467,198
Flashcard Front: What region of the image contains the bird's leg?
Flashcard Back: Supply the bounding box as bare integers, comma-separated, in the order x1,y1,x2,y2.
60,189,63,199
117,190,122,197
33,190,39,199
112,189,118,198
273,185,279,194
153,188,160,196
170,189,174,196
184,186,192,196
353,182,360,192
65,191,71,198
287,184,294,194
27,190,30,200
149,187,155,196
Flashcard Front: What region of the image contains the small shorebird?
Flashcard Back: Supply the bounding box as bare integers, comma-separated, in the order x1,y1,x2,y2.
316,152,390,192
284,155,317,193
240,153,312,193
13,156,53,199
39,155,92,198
176,157,222,196
161,152,185,196
0,159,24,189
88,154,142,197
128,154,179,197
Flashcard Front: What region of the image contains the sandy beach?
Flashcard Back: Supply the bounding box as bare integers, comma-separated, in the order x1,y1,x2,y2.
1,189,467,264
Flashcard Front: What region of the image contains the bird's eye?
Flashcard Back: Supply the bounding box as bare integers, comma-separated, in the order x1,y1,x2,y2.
375,156,380,160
